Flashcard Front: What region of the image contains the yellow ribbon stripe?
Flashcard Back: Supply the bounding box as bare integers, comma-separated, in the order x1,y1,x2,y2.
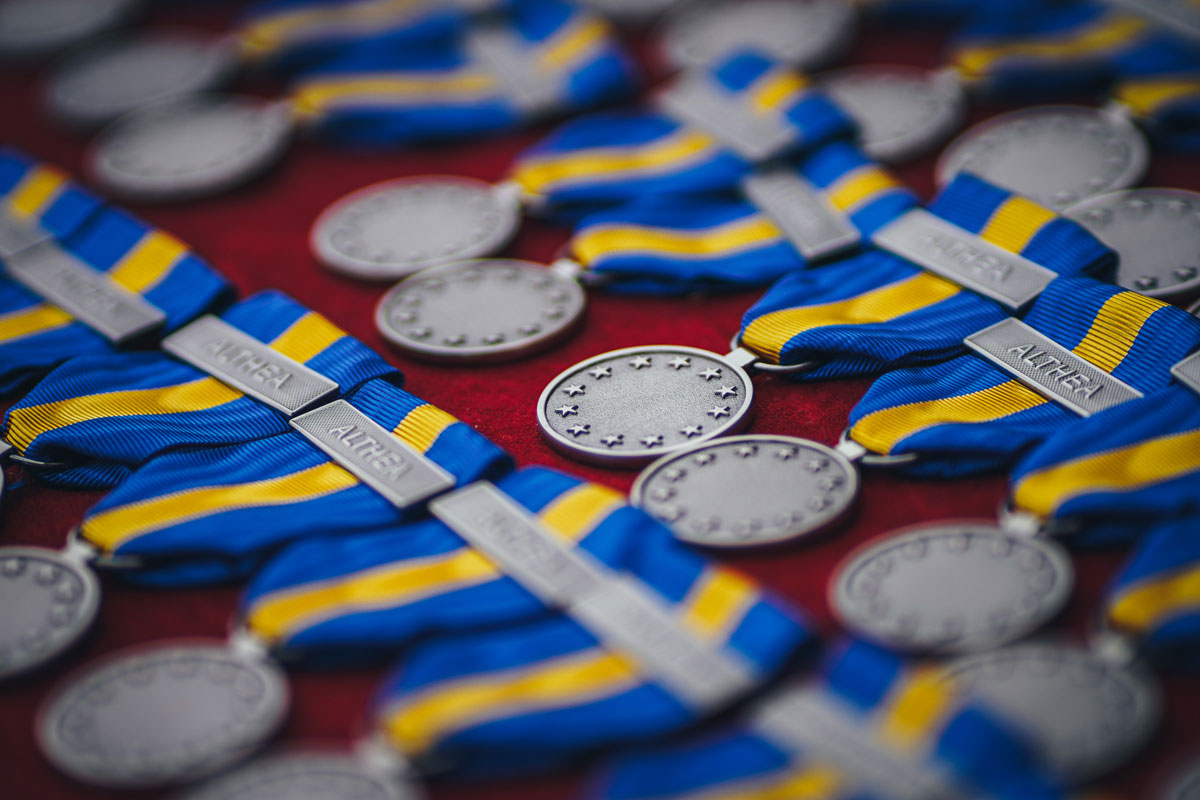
290,71,498,119
741,272,962,363
707,765,845,800
1115,76,1200,117
82,462,359,553
5,377,244,451
106,230,188,295
825,166,903,213
875,668,958,754
977,195,1057,253
247,547,499,644
1013,427,1200,517
749,69,810,113
393,403,457,454
1109,563,1200,635
1071,291,1163,372
538,482,623,542
237,0,424,59
681,567,758,642
0,303,73,344
537,16,609,72
268,311,345,364
382,648,639,754
7,165,67,220
952,13,1148,82
511,129,720,197
573,216,783,264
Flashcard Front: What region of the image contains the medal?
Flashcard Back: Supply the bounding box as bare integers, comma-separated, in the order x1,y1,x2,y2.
631,435,858,547
657,0,856,71
176,749,420,800
0,0,139,60
0,546,99,680
1068,188,1200,301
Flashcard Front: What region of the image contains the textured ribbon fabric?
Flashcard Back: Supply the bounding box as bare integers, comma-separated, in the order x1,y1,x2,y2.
1110,33,1200,151
234,0,487,73
859,0,1050,25
847,280,1200,478
508,51,855,211
3,290,398,489
587,639,1062,800
567,141,916,293
241,467,795,665
737,173,1114,379
0,147,101,244
1104,514,1200,668
1009,382,1200,545
0,209,230,395
75,379,509,585
288,0,636,145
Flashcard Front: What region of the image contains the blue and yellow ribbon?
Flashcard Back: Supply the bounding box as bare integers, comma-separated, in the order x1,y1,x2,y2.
0,147,100,244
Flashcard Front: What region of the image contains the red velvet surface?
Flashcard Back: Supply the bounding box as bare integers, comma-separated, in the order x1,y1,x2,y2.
2,4,1199,798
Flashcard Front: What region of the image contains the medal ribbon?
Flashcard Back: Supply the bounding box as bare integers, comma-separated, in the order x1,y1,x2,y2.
508,50,855,210
287,0,635,145
75,379,509,585
1109,33,1200,150
2,290,398,489
0,147,101,247
1104,513,1200,667
567,141,916,292
1009,381,1200,545
240,467,802,667
737,173,1113,377
1,204,230,395
847,280,1200,477
587,639,1062,800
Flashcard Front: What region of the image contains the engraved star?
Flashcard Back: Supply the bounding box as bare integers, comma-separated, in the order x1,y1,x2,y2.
424,278,446,290
640,434,664,447
804,458,829,473
775,447,798,461
629,355,652,369
699,367,722,381
562,384,586,397
443,334,467,346
655,506,684,522
545,307,566,320
680,425,703,438
707,406,731,419
394,310,417,323
650,486,675,502
735,445,758,458
588,366,612,379
483,333,506,345
662,467,686,482
714,385,738,399
555,405,579,417
601,434,624,447
519,323,542,336
667,356,691,370
408,327,432,340
566,424,591,437
693,452,716,466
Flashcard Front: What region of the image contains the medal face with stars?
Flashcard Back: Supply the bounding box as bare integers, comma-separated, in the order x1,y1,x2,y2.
375,259,586,363
537,345,754,466
631,435,858,547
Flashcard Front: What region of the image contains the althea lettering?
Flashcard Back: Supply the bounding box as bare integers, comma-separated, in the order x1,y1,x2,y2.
1006,343,1102,399
50,265,134,317
326,424,412,479
205,338,293,389
917,231,1013,284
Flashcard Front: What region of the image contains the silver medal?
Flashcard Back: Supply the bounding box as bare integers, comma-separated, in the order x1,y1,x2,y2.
537,345,754,466
578,0,682,23
88,94,293,202
311,177,521,280
175,752,418,800
47,31,237,128
39,643,288,788
375,259,585,362
1160,757,1200,800
0,547,99,680
937,106,1149,210
830,523,1072,655
1067,189,1200,301
631,435,857,547
819,66,964,163
660,0,855,71
939,643,1160,782
0,0,139,60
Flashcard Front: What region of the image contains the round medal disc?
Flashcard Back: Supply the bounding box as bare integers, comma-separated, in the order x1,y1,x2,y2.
939,643,1160,782
39,643,289,788
631,435,857,547
376,259,586,363
830,523,1072,655
88,94,293,202
660,0,855,71
47,31,237,128
579,0,682,23
1067,189,1200,301
0,547,99,680
537,345,754,466
312,177,521,280
0,0,139,60
1160,757,1200,800
936,106,1149,210
819,66,965,163
176,752,418,800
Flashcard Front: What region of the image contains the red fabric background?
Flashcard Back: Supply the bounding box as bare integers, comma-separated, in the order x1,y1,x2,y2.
2,3,1199,798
